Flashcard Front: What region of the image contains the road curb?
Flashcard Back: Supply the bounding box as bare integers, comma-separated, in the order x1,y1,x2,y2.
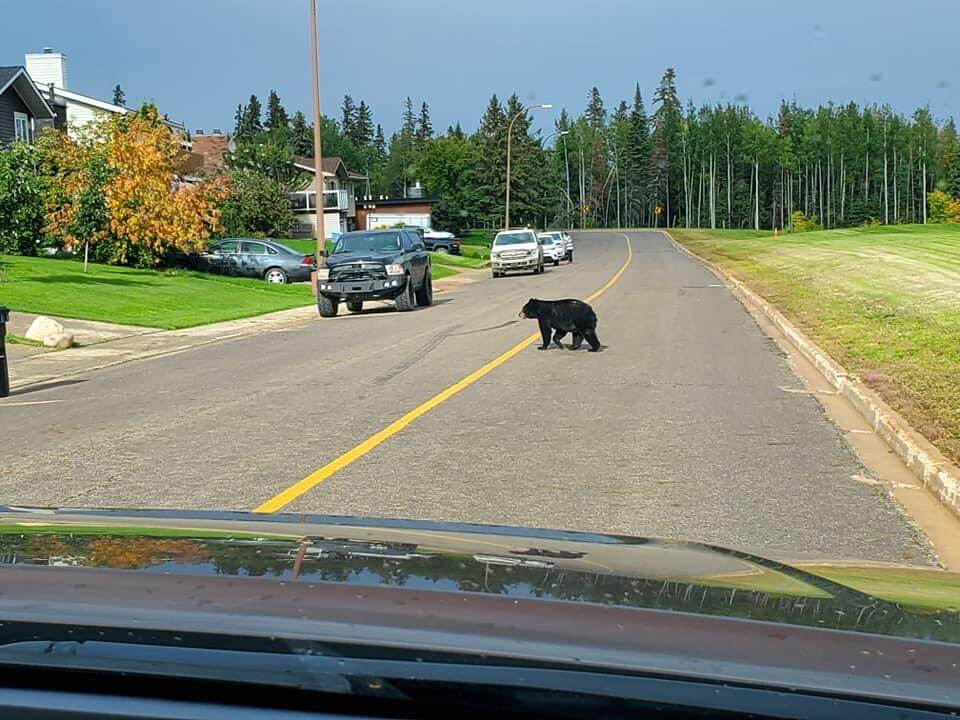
661,230,960,521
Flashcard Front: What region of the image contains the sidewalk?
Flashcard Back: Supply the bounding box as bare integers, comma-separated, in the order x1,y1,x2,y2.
4,271,478,391
6,306,317,391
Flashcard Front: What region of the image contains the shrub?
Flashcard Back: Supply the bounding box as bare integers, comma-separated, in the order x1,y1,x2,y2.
0,142,47,255
790,211,821,233
928,190,960,224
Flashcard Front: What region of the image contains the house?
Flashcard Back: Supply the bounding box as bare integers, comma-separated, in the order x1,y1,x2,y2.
0,66,54,147
355,195,437,231
289,155,368,238
190,130,230,174
24,49,188,144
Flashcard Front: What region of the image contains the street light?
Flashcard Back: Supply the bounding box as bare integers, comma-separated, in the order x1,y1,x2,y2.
505,103,552,230
540,129,569,228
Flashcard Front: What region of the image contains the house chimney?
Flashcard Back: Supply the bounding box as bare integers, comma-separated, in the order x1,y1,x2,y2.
26,49,68,89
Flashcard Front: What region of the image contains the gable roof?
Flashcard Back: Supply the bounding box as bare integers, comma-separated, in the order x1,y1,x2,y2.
292,155,367,181
0,66,54,119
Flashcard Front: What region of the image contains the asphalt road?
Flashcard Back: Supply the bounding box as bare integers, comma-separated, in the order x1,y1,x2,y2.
0,231,933,563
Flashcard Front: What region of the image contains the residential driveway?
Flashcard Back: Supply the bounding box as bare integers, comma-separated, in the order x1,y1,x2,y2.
0,231,934,564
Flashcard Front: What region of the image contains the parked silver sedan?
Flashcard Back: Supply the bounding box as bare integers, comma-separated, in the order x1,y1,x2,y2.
198,239,317,284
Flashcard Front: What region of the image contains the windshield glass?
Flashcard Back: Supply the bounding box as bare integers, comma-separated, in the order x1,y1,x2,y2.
494,232,536,246
3,0,959,667
334,232,401,253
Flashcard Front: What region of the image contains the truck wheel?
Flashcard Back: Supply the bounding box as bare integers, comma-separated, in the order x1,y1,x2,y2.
346,299,363,313
492,270,501,278
435,246,449,255
415,271,433,306
317,294,339,318
395,278,416,312
554,259,560,266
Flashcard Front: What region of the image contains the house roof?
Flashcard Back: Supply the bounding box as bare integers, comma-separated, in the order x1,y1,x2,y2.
292,155,367,181
0,66,54,119
39,85,187,133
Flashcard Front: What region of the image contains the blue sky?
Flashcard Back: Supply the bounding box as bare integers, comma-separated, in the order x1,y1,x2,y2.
4,0,956,138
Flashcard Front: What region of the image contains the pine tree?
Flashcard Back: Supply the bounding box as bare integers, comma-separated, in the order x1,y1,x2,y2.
112,84,126,107
416,101,433,147
651,68,682,226
626,84,651,224
341,95,357,139
290,111,313,156
233,104,244,136
353,100,374,146
402,97,416,136
586,87,606,128
374,124,387,157
265,90,288,131
241,94,263,137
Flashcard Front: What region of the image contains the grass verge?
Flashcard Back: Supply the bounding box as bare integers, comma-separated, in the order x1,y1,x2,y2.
669,224,960,464
6,334,42,347
0,255,315,330
430,252,488,269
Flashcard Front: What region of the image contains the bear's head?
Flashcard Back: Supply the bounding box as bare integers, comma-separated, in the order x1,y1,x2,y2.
519,298,541,319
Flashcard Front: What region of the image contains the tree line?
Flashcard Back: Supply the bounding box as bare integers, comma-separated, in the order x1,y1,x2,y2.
228,72,960,234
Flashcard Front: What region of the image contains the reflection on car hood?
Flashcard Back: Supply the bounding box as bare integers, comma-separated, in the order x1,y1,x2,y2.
0,507,957,643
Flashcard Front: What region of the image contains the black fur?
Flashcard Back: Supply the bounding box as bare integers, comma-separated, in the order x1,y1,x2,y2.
519,298,601,351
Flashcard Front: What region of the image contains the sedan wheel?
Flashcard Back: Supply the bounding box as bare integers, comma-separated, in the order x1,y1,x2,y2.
264,267,288,284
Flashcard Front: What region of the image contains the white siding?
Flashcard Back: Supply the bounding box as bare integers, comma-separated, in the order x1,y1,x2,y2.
65,102,109,137
293,210,344,239
25,52,68,89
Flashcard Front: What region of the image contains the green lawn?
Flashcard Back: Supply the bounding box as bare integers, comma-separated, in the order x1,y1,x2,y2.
6,334,41,347
0,255,315,329
430,252,488,269
670,224,960,464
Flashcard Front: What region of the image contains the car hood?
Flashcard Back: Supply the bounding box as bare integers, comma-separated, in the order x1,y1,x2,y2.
0,507,956,638
327,251,399,266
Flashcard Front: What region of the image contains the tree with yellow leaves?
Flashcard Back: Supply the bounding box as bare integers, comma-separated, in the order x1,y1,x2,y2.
43,104,226,267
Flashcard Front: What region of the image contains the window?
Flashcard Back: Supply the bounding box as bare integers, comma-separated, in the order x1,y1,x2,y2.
218,241,239,254
13,112,30,143
240,242,267,254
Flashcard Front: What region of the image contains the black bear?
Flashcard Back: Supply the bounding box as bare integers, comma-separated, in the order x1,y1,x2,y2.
519,298,601,351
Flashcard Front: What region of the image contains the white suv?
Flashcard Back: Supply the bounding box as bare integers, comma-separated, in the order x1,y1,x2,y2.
491,229,544,278
537,232,565,266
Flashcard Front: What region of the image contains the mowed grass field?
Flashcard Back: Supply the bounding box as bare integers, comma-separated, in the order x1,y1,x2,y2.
0,255,316,329
669,224,960,465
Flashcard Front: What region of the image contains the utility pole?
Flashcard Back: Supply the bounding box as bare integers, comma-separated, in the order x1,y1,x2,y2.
309,0,325,268
505,103,551,230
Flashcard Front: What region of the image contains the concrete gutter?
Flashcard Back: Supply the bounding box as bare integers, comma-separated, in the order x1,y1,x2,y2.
662,230,960,521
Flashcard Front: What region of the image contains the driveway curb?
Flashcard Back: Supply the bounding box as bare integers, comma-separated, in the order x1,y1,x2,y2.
661,230,960,521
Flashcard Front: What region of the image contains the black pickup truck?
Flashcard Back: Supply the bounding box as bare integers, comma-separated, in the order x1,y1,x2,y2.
316,229,433,317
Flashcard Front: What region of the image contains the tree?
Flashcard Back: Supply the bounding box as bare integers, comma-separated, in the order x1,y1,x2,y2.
220,168,297,237
651,67,682,226
416,101,433,148
233,104,244,136
625,84,651,226
374,124,387,157
265,90,288,131
586,87,606,128
226,134,303,190
0,143,48,256
341,94,357,140
415,131,478,233
238,94,263,139
43,105,226,267
402,97,416,136
289,111,313,156
112,84,126,107
353,100,374,146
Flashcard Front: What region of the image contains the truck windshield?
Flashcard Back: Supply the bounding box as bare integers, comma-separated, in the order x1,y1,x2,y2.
334,232,402,253
495,233,535,246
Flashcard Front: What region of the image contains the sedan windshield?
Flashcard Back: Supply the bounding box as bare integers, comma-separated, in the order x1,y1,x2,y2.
334,232,401,253
495,232,535,246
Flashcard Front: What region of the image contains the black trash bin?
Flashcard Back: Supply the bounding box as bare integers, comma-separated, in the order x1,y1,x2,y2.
0,306,8,398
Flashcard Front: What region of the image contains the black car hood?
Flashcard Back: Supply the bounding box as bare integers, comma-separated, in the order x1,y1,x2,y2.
327,251,399,266
0,506,957,643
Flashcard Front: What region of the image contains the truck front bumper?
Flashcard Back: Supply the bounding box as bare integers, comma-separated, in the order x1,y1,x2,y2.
318,277,406,300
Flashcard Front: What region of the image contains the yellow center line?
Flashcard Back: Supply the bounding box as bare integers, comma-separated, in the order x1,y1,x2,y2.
253,233,634,514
